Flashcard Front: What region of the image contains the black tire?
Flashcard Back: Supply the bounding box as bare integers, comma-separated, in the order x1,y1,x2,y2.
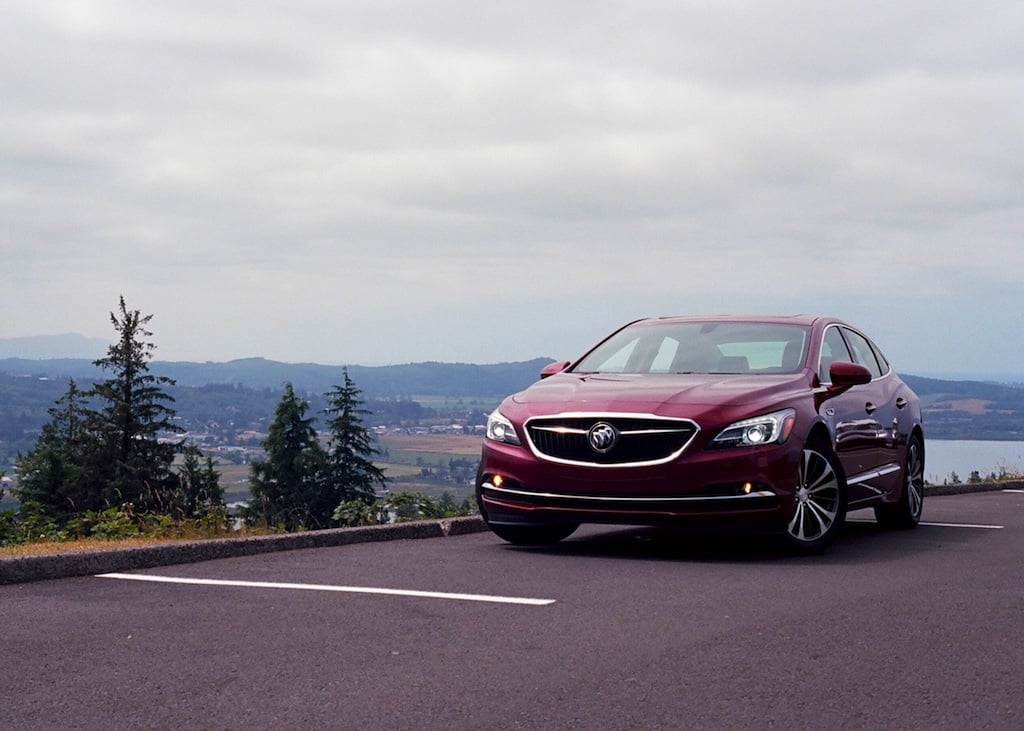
875,434,924,529
784,440,847,553
486,522,579,546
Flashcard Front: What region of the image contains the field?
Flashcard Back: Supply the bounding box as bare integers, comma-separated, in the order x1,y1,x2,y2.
210,432,485,505
379,432,482,459
216,462,257,504
376,432,483,503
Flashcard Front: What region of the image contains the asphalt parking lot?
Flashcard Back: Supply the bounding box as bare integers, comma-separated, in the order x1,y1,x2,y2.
3,490,1023,730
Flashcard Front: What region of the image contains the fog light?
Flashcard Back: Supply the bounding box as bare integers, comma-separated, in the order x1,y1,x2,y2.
493,474,504,488
742,482,754,494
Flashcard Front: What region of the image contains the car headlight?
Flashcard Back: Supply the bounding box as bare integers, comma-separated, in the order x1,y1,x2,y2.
710,408,796,448
486,410,522,446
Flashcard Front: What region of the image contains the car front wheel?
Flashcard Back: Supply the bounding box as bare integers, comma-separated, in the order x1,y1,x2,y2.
785,441,847,553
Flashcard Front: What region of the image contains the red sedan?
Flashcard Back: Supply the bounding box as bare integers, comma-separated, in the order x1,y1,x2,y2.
477,315,925,552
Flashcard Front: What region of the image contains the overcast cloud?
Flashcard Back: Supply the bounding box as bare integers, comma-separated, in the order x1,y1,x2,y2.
1,1,1021,374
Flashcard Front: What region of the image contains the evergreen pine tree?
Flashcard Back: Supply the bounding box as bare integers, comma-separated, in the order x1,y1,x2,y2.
86,296,182,511
245,383,327,530
14,379,96,521
176,444,225,519
323,368,386,508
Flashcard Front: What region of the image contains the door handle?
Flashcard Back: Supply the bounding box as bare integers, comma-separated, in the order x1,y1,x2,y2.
896,397,908,410
865,402,877,415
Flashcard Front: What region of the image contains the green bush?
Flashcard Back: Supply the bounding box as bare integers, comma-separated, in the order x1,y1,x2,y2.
66,506,141,541
333,499,388,527
333,490,475,527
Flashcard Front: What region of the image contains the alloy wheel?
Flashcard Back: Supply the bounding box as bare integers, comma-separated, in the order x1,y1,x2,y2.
788,446,842,545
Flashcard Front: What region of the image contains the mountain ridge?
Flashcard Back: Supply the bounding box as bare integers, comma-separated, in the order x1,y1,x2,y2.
0,356,558,398
3,355,1024,397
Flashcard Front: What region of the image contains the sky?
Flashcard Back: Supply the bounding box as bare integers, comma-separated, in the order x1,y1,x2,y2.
1,1,1022,376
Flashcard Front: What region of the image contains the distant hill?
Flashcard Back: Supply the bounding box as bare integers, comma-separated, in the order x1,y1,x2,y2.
901,374,1024,440
0,357,556,398
0,334,108,359
3,355,1022,404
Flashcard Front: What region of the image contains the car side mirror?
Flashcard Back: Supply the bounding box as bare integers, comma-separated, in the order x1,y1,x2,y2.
540,361,571,379
828,361,872,391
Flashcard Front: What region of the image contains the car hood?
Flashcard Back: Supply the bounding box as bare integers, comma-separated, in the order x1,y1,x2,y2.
509,372,809,417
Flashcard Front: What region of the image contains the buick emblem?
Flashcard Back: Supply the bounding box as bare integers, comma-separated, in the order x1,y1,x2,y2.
587,422,619,453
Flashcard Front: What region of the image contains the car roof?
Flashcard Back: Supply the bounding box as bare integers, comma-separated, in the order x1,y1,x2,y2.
636,314,833,327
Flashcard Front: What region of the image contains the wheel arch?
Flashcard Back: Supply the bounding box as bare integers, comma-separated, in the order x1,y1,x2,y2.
908,424,926,485
802,418,847,488
804,418,834,450
910,425,925,455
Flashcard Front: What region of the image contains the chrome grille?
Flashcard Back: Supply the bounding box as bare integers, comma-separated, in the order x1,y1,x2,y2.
525,415,699,466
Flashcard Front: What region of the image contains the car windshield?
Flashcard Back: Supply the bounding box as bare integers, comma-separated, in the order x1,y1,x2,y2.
571,321,810,375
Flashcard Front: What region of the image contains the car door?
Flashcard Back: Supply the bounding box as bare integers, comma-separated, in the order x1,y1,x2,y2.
839,327,904,499
817,325,888,506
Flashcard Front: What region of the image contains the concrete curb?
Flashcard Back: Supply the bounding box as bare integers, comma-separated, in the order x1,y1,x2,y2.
3,481,1021,585
0,516,488,585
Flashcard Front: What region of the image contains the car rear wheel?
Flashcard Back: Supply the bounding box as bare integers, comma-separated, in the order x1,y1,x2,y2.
785,441,847,553
486,522,579,546
874,434,924,529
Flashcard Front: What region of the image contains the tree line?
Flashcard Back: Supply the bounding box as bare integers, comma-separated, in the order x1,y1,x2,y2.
0,297,409,545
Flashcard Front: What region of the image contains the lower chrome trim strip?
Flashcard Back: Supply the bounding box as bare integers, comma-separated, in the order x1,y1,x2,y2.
846,463,901,486
481,482,776,503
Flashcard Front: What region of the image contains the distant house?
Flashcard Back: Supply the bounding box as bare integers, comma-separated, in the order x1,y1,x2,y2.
1,474,15,503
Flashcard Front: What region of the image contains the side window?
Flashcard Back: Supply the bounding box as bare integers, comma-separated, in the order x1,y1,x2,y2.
870,341,891,375
841,328,883,378
819,327,852,383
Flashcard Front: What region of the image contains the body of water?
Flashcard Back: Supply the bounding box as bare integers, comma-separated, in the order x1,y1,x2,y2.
924,439,1024,484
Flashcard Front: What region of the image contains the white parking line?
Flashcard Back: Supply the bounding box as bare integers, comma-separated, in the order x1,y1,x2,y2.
1004,489,1024,494
96,573,556,606
846,519,1004,529
919,521,1004,529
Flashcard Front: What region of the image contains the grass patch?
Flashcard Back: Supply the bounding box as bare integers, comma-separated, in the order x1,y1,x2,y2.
379,464,425,479
0,527,276,558
378,433,482,456
386,449,471,464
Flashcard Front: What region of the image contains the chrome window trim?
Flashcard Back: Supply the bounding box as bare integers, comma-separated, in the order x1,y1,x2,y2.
818,324,893,385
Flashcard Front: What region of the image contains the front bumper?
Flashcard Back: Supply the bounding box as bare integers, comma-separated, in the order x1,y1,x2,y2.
477,438,799,528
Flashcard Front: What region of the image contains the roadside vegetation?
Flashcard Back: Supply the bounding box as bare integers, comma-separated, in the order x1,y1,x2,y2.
933,464,1023,486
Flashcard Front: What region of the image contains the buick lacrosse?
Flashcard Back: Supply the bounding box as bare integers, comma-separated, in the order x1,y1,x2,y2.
477,315,924,552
